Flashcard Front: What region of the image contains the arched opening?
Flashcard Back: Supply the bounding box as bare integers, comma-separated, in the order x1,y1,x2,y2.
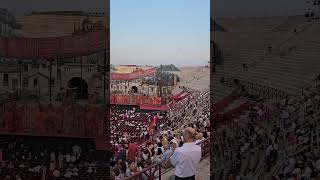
131,86,138,93
67,77,88,99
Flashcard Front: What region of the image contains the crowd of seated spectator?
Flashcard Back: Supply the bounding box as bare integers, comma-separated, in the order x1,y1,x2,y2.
110,91,210,179
210,86,282,179
211,78,320,179
0,137,108,180
272,82,320,179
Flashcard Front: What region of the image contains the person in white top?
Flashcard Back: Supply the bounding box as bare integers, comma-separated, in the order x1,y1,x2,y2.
49,162,55,171
72,145,81,157
58,153,64,168
15,175,22,180
64,171,73,178
53,169,61,177
41,166,47,180
170,127,201,180
65,154,71,163
71,155,76,163
50,152,56,162
302,166,312,179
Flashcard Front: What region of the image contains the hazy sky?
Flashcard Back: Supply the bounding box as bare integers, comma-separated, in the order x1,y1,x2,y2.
0,0,307,67
111,0,210,67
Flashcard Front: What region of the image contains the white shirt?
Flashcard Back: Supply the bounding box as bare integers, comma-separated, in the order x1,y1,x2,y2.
50,152,55,162
65,155,71,162
87,167,93,173
33,165,41,173
170,142,201,178
64,171,73,178
292,168,301,175
316,159,320,170
53,170,60,177
49,162,55,171
41,167,47,180
72,145,81,155
71,156,76,163
303,166,312,179
58,154,63,162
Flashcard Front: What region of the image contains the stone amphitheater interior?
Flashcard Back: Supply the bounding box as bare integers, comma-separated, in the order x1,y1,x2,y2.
211,12,320,180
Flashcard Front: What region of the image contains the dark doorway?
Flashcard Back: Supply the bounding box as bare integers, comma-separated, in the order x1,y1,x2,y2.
68,77,88,99
131,86,138,93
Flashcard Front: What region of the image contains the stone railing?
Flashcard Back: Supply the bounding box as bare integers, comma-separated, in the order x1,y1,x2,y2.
124,163,162,180
124,138,210,180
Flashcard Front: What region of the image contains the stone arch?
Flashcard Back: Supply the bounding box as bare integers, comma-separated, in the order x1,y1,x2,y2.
67,77,89,99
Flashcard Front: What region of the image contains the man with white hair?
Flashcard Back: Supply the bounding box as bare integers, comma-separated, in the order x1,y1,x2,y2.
170,127,201,180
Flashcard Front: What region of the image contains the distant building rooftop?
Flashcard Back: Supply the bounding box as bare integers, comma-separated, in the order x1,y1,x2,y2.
30,11,106,17
114,65,153,74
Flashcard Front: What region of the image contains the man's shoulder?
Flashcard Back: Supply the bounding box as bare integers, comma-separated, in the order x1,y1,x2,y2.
180,144,201,152
188,143,202,149
175,147,184,153
194,145,201,151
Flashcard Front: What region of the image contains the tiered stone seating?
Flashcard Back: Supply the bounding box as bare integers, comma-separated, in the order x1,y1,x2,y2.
212,67,231,102
211,17,292,101
172,66,209,92
271,16,306,33
216,16,288,33
236,40,320,95
213,16,317,96
212,15,320,180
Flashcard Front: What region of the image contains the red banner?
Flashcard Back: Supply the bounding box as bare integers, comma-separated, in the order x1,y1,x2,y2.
147,115,157,135
111,68,157,80
171,92,190,101
0,29,109,59
111,95,161,106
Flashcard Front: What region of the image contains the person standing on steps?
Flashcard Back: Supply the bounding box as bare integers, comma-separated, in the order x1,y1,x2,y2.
170,127,201,180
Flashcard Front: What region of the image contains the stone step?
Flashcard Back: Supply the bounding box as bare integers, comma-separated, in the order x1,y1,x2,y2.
161,157,210,180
